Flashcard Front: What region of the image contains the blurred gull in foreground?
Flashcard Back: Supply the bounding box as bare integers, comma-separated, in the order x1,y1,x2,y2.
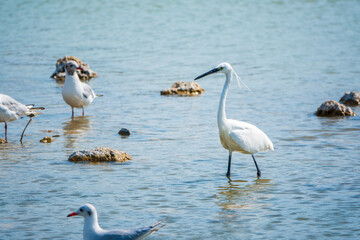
67,204,167,240
0,93,44,143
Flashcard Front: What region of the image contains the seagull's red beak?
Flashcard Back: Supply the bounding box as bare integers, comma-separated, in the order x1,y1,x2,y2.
67,212,78,217
76,66,84,71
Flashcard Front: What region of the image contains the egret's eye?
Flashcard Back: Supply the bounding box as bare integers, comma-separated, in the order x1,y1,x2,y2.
218,67,223,70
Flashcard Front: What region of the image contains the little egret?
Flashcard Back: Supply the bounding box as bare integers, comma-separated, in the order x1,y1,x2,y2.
0,93,44,143
195,62,273,178
62,61,97,117
67,204,167,240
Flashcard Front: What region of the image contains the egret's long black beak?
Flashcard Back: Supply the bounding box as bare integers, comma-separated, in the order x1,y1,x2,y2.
194,67,221,80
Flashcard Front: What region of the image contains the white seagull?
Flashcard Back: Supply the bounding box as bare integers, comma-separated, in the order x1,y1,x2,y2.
0,93,44,143
195,62,274,178
67,204,167,240
62,61,97,117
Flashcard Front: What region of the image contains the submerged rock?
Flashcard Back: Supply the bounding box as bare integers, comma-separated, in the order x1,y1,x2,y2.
316,100,356,117
51,56,98,81
68,147,132,163
161,81,205,96
40,136,54,143
0,138,6,144
339,91,360,106
118,128,131,136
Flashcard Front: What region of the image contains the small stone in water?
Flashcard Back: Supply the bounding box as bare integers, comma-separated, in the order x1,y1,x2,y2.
339,91,360,106
68,147,132,163
0,138,6,144
119,128,131,136
40,136,54,143
316,100,356,117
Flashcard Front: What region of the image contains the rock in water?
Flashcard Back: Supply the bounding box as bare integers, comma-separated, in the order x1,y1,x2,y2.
40,136,54,143
0,138,6,144
68,147,132,163
118,128,131,136
339,91,360,106
161,81,205,96
51,56,98,81
316,100,356,117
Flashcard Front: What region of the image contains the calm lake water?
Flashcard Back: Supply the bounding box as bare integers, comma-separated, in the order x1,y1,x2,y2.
1,0,360,239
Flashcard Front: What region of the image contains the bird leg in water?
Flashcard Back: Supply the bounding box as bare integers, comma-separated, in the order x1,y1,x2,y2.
82,107,84,116
71,107,74,118
226,151,232,177
4,122,8,143
252,154,261,178
20,118,33,144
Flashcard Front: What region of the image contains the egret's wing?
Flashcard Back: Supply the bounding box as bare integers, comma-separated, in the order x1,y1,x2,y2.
230,127,273,154
81,83,96,100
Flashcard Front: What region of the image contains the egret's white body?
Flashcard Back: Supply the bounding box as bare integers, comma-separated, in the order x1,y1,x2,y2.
0,93,44,142
195,62,273,177
62,61,96,117
67,204,167,240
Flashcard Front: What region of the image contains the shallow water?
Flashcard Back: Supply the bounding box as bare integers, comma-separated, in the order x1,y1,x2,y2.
0,0,360,239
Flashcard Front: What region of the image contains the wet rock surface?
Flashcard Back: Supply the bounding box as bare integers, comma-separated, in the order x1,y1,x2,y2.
316,100,356,117
118,128,131,136
339,91,360,106
68,147,132,163
161,81,205,96
40,136,54,143
51,56,98,81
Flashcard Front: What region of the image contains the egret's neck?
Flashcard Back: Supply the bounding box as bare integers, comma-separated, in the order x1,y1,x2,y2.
218,71,232,127
83,214,102,239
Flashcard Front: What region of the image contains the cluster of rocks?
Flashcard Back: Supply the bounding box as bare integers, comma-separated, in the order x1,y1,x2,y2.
161,81,205,96
68,147,132,163
51,56,98,81
316,91,359,117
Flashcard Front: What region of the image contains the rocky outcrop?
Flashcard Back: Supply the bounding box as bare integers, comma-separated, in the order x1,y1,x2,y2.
339,91,360,106
68,147,132,163
118,128,131,136
316,100,356,117
51,56,98,81
40,136,54,143
161,81,205,96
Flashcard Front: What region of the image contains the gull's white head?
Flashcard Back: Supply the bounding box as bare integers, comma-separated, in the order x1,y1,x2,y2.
65,61,83,75
67,203,97,218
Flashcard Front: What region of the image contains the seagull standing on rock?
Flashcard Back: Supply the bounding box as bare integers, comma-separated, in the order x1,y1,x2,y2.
67,204,167,240
62,61,97,117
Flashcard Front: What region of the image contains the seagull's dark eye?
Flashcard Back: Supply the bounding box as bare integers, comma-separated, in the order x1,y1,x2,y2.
80,208,83,212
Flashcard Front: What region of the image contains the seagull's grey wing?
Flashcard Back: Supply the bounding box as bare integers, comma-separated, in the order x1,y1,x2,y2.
0,94,28,117
99,227,151,240
81,83,96,100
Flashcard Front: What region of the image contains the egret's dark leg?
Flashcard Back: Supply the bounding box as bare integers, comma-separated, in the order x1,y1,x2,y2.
82,107,84,116
20,118,33,144
71,107,74,118
4,122,8,142
226,151,232,177
252,154,261,178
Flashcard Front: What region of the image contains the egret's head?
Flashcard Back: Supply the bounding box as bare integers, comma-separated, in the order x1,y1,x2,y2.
194,62,232,80
67,203,96,218
65,61,83,75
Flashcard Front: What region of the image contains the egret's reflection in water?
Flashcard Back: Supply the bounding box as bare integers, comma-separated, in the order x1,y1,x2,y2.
215,178,273,221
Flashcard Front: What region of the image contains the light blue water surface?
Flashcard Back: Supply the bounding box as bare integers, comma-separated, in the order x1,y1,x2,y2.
0,0,359,239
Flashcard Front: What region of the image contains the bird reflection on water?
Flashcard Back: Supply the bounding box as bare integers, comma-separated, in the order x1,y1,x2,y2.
215,178,273,214
62,116,91,149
